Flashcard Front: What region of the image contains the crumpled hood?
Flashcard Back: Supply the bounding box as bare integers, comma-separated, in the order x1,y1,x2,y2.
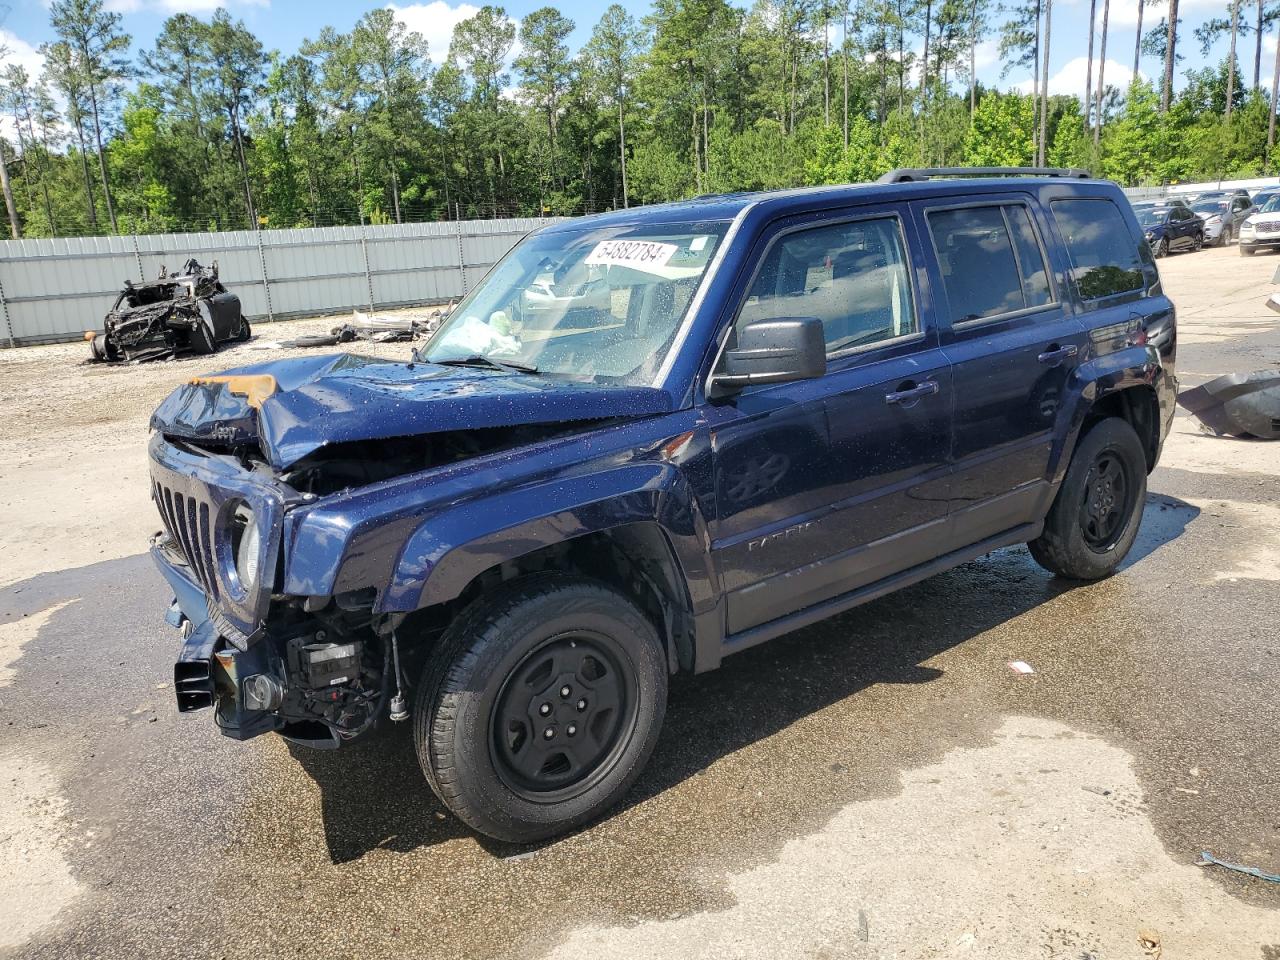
150,353,675,469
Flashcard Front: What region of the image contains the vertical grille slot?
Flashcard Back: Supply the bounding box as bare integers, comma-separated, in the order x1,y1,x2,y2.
153,480,219,601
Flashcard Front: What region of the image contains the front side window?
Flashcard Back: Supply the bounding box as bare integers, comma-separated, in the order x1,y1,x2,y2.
927,204,1052,324
422,222,728,385
737,216,917,355
1051,198,1146,301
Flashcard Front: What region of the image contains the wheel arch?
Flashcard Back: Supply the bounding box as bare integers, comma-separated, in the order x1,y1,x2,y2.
382,464,721,674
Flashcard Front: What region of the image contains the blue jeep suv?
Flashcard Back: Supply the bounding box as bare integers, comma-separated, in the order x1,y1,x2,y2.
148,168,1176,842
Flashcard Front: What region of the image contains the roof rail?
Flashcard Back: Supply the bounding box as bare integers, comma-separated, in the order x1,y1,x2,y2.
877,167,1093,184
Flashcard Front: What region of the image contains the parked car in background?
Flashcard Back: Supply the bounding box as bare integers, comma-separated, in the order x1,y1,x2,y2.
1250,189,1280,209
1238,194,1280,255
1191,195,1255,246
1135,202,1204,256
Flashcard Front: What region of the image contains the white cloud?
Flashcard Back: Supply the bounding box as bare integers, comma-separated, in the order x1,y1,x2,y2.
1015,55,1139,98
973,40,1000,72
389,1,482,66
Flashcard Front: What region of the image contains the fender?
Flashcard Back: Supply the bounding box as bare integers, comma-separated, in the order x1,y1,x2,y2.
1050,343,1169,486
378,462,721,618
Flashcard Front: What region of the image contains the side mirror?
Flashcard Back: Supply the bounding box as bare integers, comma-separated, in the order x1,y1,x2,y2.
711,316,826,393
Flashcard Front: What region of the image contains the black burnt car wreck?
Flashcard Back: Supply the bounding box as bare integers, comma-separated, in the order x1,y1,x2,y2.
88,259,250,363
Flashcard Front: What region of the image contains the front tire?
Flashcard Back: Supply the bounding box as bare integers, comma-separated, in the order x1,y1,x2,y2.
1153,236,1168,258
414,574,668,843
1029,418,1147,581
1241,244,1256,256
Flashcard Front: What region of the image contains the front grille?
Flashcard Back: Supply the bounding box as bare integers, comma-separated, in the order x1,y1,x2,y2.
153,481,220,603
1256,222,1280,234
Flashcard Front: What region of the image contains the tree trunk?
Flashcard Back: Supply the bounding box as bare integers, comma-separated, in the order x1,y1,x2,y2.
619,97,629,208
22,106,56,234
969,0,978,117
823,10,831,126
229,105,257,227
1226,0,1239,120
921,0,933,103
1162,0,1179,113
843,8,851,144
72,115,98,230
1041,0,1052,165
85,79,117,232
1254,0,1263,89
0,147,20,239
1085,0,1097,133
1132,0,1144,83
1094,0,1110,144
1269,24,1280,156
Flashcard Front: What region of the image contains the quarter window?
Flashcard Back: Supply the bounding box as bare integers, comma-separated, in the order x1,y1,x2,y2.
1051,198,1145,301
738,216,918,355
927,204,1052,324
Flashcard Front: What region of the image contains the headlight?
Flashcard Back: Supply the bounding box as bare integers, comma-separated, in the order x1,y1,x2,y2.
1145,230,1155,240
1206,215,1222,225
231,503,261,592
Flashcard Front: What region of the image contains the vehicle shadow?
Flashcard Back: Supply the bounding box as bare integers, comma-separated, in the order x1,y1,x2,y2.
290,494,1199,864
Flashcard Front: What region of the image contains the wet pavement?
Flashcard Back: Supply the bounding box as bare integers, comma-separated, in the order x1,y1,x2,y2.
2,245,1279,959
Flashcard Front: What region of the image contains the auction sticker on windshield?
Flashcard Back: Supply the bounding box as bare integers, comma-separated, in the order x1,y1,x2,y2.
585,240,678,268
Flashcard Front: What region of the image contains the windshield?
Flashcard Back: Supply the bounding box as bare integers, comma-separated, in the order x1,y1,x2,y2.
1192,200,1229,214
421,222,729,385
1136,209,1168,227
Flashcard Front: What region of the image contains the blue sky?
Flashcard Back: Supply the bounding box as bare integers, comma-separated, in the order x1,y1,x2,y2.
0,0,1259,105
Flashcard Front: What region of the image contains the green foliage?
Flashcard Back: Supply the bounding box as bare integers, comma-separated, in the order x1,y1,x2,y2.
964,91,1035,165
0,0,1275,239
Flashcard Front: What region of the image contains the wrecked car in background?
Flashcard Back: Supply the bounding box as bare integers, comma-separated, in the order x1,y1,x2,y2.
146,168,1176,845
88,258,249,362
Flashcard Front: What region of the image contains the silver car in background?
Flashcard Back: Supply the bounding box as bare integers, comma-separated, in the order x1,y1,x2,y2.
1192,195,1255,245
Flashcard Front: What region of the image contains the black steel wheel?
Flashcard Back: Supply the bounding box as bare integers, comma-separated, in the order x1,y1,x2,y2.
414,574,667,843
490,632,637,802
1029,417,1147,581
1077,449,1134,552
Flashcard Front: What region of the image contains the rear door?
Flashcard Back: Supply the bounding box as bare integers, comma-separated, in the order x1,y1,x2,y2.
914,194,1086,551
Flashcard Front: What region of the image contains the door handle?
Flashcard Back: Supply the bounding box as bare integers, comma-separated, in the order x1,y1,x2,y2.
1037,343,1079,366
884,380,940,405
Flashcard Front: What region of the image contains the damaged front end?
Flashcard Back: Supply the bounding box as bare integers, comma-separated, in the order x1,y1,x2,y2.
150,432,403,747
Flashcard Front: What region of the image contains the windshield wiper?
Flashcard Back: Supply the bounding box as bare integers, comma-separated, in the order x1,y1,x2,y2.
431,354,539,374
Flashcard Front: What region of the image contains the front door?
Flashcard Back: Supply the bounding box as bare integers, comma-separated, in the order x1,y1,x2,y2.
709,206,952,636
915,195,1087,551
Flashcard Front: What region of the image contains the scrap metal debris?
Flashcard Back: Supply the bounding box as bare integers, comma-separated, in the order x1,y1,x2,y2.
87,259,248,363
279,304,454,349
1176,370,1280,440
1197,850,1280,883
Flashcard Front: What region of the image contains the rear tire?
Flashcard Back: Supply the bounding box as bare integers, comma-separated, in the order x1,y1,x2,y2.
1029,418,1147,581
414,574,668,843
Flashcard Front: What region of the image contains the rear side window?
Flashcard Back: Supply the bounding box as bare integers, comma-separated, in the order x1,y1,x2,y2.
1051,199,1145,301
739,216,918,355
927,204,1052,324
